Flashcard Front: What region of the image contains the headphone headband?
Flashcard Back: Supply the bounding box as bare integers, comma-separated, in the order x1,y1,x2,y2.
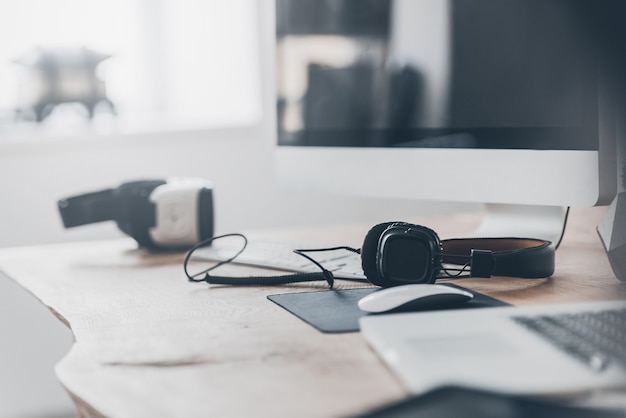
441,237,554,279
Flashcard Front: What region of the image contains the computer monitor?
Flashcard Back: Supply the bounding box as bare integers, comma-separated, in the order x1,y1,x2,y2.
274,0,621,243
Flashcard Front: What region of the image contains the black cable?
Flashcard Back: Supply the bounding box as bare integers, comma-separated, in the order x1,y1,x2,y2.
440,263,471,279
554,207,570,250
294,246,361,255
201,271,334,288
183,233,335,288
183,233,248,282
293,246,360,272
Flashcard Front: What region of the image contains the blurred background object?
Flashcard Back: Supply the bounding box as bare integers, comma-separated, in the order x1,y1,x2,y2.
13,46,115,122
0,0,261,141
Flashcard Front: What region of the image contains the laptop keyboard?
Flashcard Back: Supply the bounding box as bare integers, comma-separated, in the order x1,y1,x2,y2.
513,308,626,372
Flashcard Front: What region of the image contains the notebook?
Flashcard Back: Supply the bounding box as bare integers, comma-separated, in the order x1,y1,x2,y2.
360,299,626,397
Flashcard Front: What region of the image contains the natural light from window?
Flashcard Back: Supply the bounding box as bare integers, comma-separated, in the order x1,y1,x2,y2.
0,0,262,142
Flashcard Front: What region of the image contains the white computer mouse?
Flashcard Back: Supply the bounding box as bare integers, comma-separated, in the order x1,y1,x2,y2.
358,284,474,313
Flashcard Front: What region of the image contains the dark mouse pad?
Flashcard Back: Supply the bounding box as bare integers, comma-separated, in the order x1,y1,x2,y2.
267,284,509,333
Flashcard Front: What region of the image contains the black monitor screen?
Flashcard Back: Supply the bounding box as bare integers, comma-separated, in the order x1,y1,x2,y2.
276,0,612,151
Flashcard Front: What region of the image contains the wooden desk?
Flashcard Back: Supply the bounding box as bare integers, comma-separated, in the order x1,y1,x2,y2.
1,208,624,418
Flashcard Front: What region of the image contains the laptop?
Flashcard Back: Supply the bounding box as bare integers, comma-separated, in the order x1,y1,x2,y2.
360,300,626,397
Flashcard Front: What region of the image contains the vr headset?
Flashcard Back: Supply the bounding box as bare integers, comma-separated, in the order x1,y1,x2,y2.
58,178,214,251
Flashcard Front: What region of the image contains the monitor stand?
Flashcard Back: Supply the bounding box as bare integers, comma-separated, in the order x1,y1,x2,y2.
472,204,568,246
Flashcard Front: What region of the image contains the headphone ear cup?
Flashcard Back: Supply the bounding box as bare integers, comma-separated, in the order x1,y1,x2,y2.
361,222,399,286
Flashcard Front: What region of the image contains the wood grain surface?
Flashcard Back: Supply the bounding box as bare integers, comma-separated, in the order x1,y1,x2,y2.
0,208,624,418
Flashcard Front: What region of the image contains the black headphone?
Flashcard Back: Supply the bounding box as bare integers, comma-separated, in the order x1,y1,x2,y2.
361,222,554,287
184,221,554,288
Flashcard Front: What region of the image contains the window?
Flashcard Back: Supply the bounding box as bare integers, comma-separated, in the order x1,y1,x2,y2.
0,0,262,142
